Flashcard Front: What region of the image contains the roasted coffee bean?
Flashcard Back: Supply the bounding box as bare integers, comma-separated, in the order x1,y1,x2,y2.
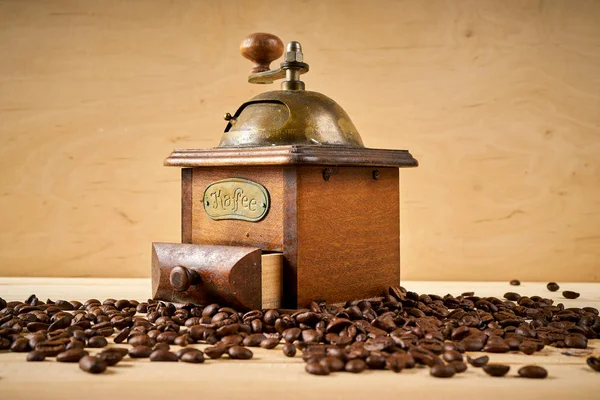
113,327,130,344
547,282,560,292
88,335,108,348
430,364,455,378
366,352,387,369
518,365,548,379
562,291,580,299
518,341,538,355
305,361,329,375
510,279,521,286
320,356,345,372
504,292,521,301
442,350,462,363
345,358,367,373
10,337,31,352
204,345,227,359
282,342,296,357
260,338,280,349
66,339,86,350
180,349,205,363
96,351,123,366
156,331,178,344
150,349,178,362
483,341,510,353
57,348,89,362
228,346,253,360
152,343,170,351
129,345,153,358
175,347,197,358
174,335,189,347
586,356,600,372
79,355,107,374
35,340,66,357
564,334,587,349
483,364,510,377
243,333,266,347
467,355,489,367
26,351,46,362
449,361,467,373
128,334,153,347
283,327,302,343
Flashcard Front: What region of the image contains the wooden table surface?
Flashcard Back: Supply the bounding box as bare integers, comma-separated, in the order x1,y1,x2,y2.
0,278,598,400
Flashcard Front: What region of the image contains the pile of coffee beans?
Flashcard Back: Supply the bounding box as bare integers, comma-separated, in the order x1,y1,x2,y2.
0,283,598,379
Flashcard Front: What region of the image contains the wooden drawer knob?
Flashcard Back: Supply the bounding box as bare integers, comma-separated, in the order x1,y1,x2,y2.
169,265,200,292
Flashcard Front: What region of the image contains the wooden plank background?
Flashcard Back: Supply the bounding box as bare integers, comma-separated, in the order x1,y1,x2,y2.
0,0,599,280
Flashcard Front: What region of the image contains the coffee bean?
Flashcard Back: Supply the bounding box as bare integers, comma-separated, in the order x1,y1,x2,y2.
430,364,455,378
305,361,329,375
562,291,580,299
243,333,266,347
174,335,189,347
518,365,547,379
129,345,153,358
282,342,296,357
449,361,467,373
79,355,107,374
518,341,538,355
260,338,280,349
228,346,253,360
503,292,521,301
510,279,521,286
483,364,510,377
10,337,31,352
483,341,510,353
366,352,387,369
345,358,367,373
96,351,123,366
152,343,170,351
26,351,46,362
465,355,489,368
442,350,462,363
204,345,227,359
547,282,559,292
35,340,66,357
586,356,600,372
180,349,205,363
175,347,197,358
113,327,130,344
88,335,108,348
128,334,153,347
57,348,89,362
320,356,345,372
565,334,587,349
150,349,178,362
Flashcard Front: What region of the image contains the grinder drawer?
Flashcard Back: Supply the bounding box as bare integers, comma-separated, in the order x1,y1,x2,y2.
152,242,282,310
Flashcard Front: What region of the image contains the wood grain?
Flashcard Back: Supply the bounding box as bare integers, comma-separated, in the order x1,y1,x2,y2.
295,166,400,306
261,253,283,309
0,279,599,400
0,1,599,280
181,168,192,243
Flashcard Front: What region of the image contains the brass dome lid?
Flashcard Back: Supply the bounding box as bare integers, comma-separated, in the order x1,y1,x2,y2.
217,33,364,149
219,90,364,148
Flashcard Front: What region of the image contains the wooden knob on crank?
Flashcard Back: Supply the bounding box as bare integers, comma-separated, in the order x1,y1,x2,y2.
240,33,284,74
169,266,200,292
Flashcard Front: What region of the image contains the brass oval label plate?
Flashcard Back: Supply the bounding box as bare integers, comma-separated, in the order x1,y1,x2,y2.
203,178,270,222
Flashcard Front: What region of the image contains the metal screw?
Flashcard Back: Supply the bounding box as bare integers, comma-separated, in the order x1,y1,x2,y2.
372,170,380,180
224,113,233,121
323,168,333,181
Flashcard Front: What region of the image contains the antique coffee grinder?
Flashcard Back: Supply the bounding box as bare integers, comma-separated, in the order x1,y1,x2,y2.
152,33,418,309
